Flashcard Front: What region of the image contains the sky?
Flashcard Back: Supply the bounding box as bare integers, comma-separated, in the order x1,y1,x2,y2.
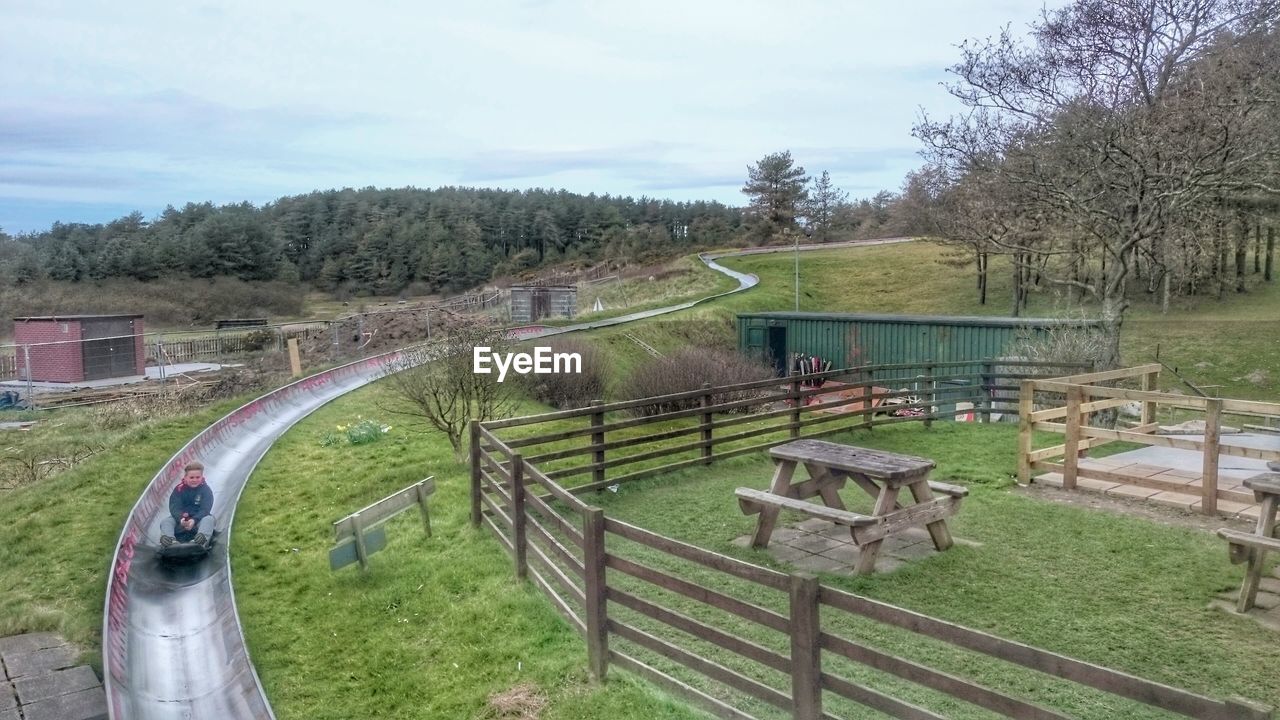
0,0,1050,234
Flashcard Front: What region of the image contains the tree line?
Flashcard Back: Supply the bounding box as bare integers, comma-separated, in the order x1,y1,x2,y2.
0,188,746,296
907,0,1280,367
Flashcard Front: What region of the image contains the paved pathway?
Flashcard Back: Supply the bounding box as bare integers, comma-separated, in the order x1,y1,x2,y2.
733,518,980,575
0,633,105,720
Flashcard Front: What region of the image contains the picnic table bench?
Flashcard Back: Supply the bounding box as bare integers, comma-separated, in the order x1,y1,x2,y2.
1218,473,1280,612
737,439,967,574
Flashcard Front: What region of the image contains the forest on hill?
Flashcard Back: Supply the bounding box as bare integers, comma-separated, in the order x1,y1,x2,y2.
0,183,920,299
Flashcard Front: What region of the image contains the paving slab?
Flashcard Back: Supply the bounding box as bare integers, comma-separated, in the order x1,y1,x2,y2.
0,682,14,710
14,665,100,705
2,645,78,679
21,686,107,720
790,553,849,574
0,633,63,658
0,707,19,720
769,543,817,564
1105,484,1162,500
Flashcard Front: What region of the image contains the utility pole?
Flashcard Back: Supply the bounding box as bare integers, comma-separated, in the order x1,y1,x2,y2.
794,230,800,312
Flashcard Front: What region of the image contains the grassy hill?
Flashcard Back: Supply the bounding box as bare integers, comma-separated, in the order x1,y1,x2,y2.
583,241,1279,402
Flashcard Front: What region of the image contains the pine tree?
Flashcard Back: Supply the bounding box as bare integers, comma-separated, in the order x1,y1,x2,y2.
742,151,809,242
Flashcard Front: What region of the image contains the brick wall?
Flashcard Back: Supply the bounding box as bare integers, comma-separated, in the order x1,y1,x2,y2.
14,319,84,382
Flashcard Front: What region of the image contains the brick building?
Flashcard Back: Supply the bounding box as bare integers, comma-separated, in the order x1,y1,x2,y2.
13,315,145,383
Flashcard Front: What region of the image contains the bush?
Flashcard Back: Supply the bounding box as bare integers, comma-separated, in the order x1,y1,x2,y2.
517,339,609,410
618,348,776,416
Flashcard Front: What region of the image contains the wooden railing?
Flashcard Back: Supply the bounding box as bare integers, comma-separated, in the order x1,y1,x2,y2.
147,330,280,365
470,361,1272,720
1018,365,1280,516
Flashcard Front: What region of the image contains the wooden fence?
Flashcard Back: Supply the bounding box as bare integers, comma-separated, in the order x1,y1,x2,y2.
0,351,15,380
1018,364,1280,516
147,330,281,365
470,360,1270,720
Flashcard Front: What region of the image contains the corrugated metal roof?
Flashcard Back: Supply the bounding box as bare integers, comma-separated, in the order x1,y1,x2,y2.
736,311,1102,328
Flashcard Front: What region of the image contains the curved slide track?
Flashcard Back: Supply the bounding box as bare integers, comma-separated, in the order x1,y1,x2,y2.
102,237,913,719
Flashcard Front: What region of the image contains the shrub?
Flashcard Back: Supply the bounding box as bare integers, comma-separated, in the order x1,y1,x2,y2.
517,339,609,410
618,348,776,416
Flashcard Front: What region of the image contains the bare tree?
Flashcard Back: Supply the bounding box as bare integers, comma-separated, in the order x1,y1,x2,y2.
383,321,515,454
916,0,1280,368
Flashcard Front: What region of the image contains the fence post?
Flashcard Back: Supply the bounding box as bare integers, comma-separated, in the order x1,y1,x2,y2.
922,361,935,430
790,372,802,439
700,382,714,464
591,400,606,487
1017,380,1034,484
1140,368,1160,427
511,454,527,580
351,513,369,572
1063,385,1083,491
1202,398,1223,516
414,480,432,538
583,507,609,682
470,420,482,528
789,573,822,720
22,345,34,412
157,335,167,386
980,359,993,424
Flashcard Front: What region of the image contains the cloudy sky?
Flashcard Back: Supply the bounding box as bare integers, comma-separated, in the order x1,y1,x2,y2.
0,1,1048,233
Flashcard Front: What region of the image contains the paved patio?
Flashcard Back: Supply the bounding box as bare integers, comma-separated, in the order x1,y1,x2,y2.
733,517,979,575
0,633,105,720
1211,567,1280,632
1035,431,1280,521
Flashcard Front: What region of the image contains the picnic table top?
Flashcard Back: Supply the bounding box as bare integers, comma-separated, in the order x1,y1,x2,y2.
1244,473,1280,496
769,439,935,480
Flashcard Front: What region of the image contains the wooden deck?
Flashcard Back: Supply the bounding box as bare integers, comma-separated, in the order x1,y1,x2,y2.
1035,454,1267,521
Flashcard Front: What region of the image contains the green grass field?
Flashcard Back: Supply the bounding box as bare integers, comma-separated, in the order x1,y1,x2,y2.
712,242,1280,401
231,385,705,720
0,397,253,666
0,237,1275,718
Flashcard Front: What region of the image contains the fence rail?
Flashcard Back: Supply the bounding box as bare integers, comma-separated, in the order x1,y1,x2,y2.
470,360,1272,720
1018,364,1280,516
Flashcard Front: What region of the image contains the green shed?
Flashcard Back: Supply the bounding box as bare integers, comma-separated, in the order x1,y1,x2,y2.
737,311,1102,377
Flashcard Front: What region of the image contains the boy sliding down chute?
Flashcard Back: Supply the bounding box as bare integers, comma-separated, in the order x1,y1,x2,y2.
158,461,216,559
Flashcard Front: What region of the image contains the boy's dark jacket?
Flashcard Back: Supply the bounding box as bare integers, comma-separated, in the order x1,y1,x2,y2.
169,481,213,521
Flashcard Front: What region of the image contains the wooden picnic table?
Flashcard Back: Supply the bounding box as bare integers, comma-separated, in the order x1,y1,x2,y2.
1218,473,1280,612
737,439,967,575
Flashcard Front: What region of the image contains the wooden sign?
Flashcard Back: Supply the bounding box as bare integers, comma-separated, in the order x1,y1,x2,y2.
331,477,434,571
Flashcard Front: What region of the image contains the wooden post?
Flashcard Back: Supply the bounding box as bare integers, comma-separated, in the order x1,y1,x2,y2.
1017,380,1034,484
1202,398,1223,516
789,372,802,439
351,513,369,572
1063,386,1083,491
511,454,527,580
1239,493,1279,612
980,359,993,423
590,400,606,488
287,337,302,377
789,573,822,720
922,361,935,430
415,480,432,538
1140,368,1160,427
700,382,713,464
583,507,609,682
469,420,482,528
